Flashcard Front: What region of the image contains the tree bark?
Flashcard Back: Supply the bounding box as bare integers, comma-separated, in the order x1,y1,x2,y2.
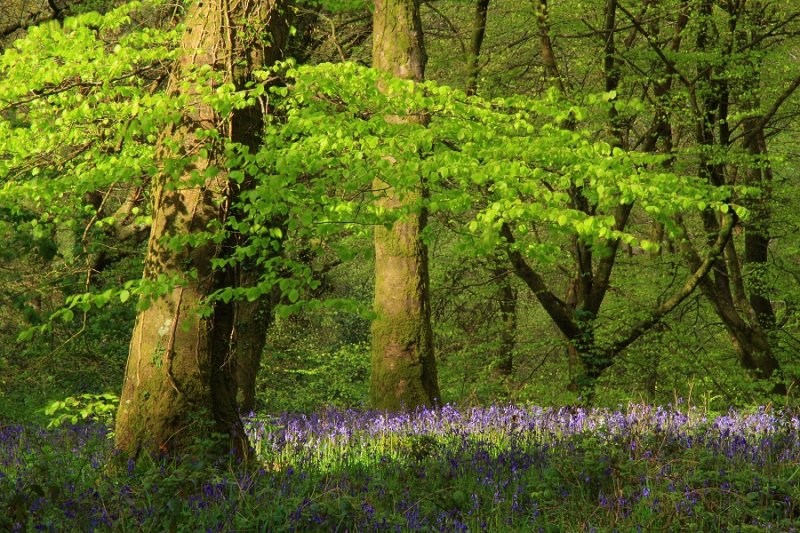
370,0,440,410
1,0,75,47
234,269,279,415
115,0,287,459
465,0,490,96
534,0,565,93
460,1,518,379
742,121,776,331
493,266,515,377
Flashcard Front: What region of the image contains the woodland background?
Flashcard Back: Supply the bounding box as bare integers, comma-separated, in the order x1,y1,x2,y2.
2,1,800,530
1,0,799,428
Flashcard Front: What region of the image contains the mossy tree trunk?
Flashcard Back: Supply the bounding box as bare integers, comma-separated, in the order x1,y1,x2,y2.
369,0,440,410
115,0,287,459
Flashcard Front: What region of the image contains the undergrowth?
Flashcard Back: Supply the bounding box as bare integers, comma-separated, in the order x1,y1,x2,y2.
1,404,799,531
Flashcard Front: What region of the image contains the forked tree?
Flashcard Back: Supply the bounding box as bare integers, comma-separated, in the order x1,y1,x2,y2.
115,0,287,459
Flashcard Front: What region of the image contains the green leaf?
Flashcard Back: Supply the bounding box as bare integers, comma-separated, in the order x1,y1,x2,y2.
219,287,235,304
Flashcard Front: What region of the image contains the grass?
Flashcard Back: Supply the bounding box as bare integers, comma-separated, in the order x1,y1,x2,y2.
1,403,799,531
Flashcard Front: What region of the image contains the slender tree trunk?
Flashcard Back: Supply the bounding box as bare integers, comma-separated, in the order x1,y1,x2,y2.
461,1,518,380
234,269,279,414
534,0,565,92
493,267,516,377
742,121,776,331
686,0,783,388
643,0,685,251
737,115,779,383
115,0,287,459
370,0,440,410
465,0,490,96
534,0,584,394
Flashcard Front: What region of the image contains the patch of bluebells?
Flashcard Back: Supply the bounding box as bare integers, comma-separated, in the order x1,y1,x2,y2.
1,404,799,531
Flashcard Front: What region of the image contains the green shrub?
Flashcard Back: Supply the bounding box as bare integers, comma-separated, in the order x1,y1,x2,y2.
258,342,369,413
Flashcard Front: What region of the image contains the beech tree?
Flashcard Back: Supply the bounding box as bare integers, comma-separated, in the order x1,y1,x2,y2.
671,0,800,388
115,0,288,458
369,0,441,410
594,0,800,389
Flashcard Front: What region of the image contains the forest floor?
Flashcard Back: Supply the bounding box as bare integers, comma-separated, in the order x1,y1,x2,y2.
2,403,799,531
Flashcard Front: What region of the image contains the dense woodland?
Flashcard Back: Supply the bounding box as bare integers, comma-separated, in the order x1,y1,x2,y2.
1,0,800,530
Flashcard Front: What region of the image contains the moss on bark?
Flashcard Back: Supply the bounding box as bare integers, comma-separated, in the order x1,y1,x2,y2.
369,0,440,410
115,0,287,460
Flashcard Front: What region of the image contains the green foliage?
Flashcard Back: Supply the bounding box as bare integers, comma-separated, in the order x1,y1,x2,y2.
298,0,370,11
0,0,798,429
266,62,732,259
0,0,180,345
259,342,369,413
42,393,119,429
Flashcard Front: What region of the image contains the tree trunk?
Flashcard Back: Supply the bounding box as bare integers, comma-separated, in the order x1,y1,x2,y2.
685,0,784,389
534,0,565,92
115,0,287,459
234,269,279,415
1,0,75,48
460,2,517,380
742,120,776,331
465,0,490,96
369,0,440,410
493,266,515,377
503,208,736,404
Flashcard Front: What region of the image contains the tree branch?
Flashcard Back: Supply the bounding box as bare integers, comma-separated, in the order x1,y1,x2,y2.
616,0,691,87
501,222,580,339
0,0,80,44
603,210,737,358
734,73,800,145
